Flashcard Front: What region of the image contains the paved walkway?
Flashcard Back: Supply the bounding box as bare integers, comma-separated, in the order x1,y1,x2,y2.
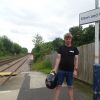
0,71,92,100
17,72,93,100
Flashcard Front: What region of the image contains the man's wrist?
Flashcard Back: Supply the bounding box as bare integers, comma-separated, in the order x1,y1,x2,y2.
52,68,57,73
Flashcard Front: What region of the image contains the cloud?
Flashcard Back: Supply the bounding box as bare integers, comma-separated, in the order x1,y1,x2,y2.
0,0,96,52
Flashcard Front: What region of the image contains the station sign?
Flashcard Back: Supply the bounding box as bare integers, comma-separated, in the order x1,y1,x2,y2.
79,8,100,25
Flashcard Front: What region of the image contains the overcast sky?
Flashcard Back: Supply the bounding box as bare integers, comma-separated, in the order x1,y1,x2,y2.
0,0,96,52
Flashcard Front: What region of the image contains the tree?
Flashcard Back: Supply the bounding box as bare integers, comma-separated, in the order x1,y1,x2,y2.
69,25,95,46
52,38,64,50
32,34,55,62
82,25,95,44
13,43,22,55
69,26,83,46
32,34,43,47
40,42,53,55
32,34,44,61
21,48,28,54
0,35,28,56
1,35,13,54
0,37,4,56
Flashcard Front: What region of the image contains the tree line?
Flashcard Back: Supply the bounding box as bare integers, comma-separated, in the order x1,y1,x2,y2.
0,35,28,56
32,25,96,62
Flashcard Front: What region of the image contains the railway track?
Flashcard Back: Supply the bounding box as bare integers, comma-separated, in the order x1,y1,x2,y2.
0,55,26,66
0,55,29,85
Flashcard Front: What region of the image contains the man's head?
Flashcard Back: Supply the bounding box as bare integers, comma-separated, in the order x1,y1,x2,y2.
64,33,73,46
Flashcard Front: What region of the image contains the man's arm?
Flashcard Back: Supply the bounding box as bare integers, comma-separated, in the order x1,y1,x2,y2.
74,55,79,70
73,55,79,78
53,53,61,73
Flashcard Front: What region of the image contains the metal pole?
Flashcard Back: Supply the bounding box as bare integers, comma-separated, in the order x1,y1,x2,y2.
93,1,99,100
95,0,99,64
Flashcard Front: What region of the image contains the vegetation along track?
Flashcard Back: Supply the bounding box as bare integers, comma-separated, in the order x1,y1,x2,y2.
0,55,26,66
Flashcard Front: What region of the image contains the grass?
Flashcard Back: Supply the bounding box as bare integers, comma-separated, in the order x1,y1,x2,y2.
0,54,26,60
32,59,52,74
0,55,12,60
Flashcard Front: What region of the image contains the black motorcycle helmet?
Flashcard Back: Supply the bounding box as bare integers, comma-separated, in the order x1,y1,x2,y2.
45,71,58,89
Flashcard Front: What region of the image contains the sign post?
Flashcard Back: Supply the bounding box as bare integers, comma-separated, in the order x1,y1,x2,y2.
95,0,99,64
79,0,100,100
93,1,100,100
79,0,100,63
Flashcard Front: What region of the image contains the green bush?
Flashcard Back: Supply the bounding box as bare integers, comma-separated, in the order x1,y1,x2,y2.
32,59,52,74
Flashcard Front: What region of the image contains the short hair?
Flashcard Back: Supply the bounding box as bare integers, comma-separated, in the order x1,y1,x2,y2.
64,33,73,39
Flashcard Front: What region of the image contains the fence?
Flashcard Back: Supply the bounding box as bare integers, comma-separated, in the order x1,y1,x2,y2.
45,43,97,84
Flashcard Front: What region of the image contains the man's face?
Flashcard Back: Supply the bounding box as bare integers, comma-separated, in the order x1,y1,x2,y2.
64,37,72,45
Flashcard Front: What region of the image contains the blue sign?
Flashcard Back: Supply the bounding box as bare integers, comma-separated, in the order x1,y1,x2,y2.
93,64,100,100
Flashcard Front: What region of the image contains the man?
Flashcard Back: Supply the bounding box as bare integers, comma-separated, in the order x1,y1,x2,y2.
53,33,79,100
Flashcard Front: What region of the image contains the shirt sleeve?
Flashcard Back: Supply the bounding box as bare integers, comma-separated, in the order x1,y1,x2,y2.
74,47,79,55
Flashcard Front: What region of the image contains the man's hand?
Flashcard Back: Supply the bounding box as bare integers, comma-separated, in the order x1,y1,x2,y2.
51,68,57,73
